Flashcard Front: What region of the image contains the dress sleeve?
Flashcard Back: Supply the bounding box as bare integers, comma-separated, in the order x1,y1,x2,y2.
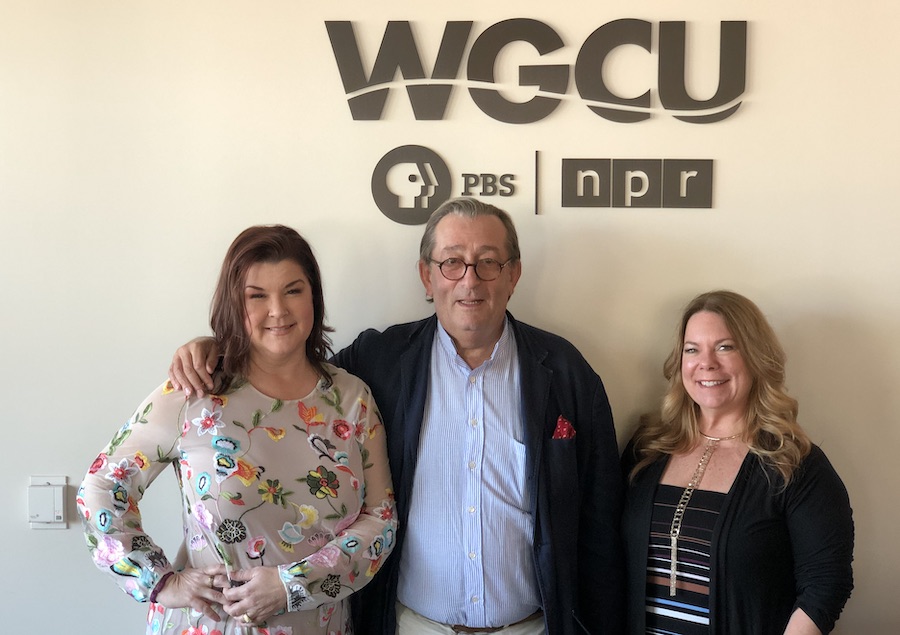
77,381,187,602
785,446,854,634
278,386,397,611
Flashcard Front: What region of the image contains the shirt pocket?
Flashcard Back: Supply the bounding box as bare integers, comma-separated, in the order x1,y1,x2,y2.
485,437,530,513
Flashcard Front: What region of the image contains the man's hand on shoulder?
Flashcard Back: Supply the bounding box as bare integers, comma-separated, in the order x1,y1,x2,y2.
168,337,218,397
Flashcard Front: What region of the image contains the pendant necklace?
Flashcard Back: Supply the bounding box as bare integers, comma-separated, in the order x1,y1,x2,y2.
668,430,741,596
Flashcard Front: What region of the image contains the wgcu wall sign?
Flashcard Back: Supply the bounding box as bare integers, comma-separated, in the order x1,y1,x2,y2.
325,19,748,223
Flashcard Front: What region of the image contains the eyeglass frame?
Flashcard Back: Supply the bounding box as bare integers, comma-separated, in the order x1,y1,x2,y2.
427,257,515,282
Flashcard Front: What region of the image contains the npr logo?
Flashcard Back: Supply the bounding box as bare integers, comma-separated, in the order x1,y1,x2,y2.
562,159,713,208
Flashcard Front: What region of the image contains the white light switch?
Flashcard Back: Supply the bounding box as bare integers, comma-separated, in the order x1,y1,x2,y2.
28,475,67,529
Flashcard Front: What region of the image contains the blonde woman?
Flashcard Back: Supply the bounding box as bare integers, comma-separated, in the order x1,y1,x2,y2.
621,291,853,635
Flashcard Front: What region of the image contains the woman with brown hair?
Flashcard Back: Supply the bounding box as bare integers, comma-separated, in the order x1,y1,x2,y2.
79,225,396,634
622,290,853,635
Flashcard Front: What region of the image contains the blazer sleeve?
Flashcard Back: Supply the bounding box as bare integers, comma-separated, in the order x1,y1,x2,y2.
331,329,374,376
784,445,854,633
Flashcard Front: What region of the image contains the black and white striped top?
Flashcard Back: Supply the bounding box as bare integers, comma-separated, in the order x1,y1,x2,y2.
644,484,726,635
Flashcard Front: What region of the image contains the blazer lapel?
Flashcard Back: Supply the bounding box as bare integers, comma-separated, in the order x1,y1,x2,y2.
510,314,552,517
394,316,437,513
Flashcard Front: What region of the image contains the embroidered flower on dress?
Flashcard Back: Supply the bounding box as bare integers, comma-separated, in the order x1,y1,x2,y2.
106,458,140,485
307,434,337,460
93,535,125,567
193,502,214,530
298,402,325,427
195,472,211,496
133,451,150,470
333,420,352,440
259,479,290,506
320,574,342,598
284,561,313,583
339,535,361,554
307,531,330,548
214,453,238,482
381,525,395,550
234,458,259,486
279,522,304,549
192,408,224,436
297,504,319,528
373,499,395,522
215,518,247,544
247,535,267,560
307,544,342,568
366,534,384,560
89,453,108,474
211,436,241,454
110,483,130,515
95,508,114,533
147,550,168,570
306,465,340,499
131,535,151,551
189,534,207,551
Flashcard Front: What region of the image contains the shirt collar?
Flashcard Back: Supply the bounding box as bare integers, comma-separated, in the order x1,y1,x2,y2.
435,316,511,370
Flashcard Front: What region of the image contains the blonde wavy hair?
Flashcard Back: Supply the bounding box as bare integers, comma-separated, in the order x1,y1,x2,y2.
629,290,811,487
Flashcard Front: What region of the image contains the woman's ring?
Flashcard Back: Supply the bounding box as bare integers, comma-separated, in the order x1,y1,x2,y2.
208,575,215,588
242,614,252,624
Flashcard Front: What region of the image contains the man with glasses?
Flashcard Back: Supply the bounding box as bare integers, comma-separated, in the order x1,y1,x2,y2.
168,197,624,635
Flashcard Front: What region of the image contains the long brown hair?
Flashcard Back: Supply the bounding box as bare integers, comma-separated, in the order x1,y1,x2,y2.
209,225,333,393
630,290,810,486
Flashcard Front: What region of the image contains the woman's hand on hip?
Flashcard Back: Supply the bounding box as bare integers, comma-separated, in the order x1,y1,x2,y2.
154,566,228,622
221,566,288,626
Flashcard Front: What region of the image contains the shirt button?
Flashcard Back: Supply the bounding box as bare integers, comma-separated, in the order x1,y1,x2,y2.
471,596,480,603
470,419,477,427
468,506,476,514
469,376,476,384
468,461,476,470
468,552,476,559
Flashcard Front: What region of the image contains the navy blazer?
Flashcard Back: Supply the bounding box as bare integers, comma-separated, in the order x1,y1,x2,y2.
333,312,625,635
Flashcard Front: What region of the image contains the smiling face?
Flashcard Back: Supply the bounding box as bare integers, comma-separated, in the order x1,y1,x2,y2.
243,259,314,365
681,310,753,426
418,213,521,362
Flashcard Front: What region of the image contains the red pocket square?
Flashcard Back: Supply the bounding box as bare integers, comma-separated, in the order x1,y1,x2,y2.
552,415,576,439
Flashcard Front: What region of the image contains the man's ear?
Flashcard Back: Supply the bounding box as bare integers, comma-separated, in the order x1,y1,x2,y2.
417,259,433,299
507,259,522,296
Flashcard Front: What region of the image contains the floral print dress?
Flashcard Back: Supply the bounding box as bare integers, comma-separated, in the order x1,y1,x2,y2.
78,364,396,635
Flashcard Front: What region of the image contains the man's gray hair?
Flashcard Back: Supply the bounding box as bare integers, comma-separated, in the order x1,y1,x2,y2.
418,197,521,263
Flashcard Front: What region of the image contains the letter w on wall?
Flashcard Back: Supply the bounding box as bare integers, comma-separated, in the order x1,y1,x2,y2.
326,21,473,120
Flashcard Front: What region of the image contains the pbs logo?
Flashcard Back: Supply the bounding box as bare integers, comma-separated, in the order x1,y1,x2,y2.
371,145,452,225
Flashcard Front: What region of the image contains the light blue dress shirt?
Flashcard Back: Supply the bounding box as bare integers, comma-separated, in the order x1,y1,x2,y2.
396,318,540,627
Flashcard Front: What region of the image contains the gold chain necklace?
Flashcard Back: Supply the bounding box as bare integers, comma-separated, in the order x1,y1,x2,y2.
668,431,741,596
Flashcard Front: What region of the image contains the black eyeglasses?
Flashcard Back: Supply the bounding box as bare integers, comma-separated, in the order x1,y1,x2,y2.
429,257,513,281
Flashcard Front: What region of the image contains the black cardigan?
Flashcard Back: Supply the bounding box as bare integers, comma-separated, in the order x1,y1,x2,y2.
621,443,854,634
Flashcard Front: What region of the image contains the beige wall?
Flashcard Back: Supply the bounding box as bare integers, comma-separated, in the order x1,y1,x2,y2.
1,1,897,632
